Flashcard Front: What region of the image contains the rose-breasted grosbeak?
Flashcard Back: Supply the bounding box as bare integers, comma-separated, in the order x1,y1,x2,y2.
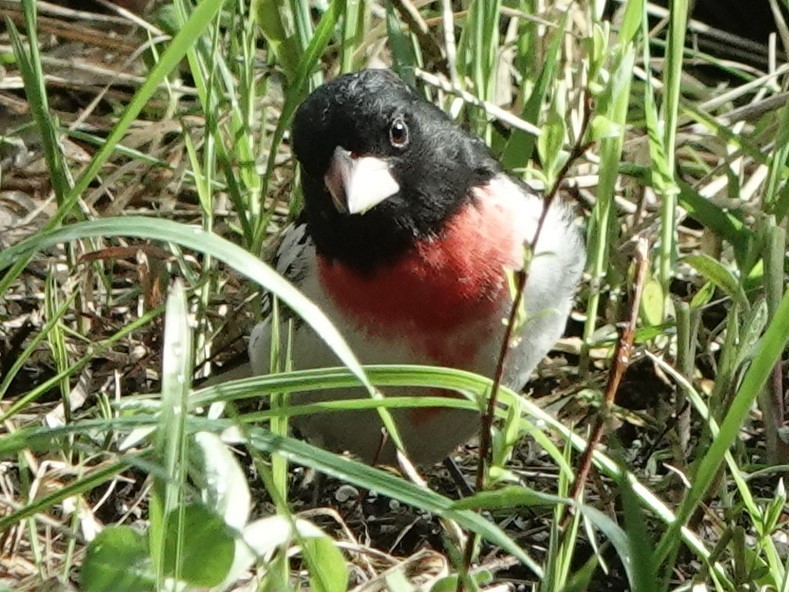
249,69,585,465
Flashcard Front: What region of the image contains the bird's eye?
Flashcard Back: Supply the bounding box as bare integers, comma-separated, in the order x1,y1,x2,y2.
389,118,409,148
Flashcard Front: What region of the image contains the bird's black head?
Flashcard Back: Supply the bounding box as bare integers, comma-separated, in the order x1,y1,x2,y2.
291,69,501,272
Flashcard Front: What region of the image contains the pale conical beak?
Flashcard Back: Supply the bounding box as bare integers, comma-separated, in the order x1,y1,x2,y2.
323,147,400,214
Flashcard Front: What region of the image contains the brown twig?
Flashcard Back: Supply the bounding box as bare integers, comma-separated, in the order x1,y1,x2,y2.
0,2,140,52
457,94,593,589
389,0,449,75
566,236,649,509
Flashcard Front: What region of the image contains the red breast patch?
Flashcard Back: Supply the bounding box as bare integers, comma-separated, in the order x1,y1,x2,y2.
317,198,521,366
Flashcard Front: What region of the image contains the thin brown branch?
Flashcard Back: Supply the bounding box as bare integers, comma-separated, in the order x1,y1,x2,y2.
389,0,449,75
567,236,650,508
457,93,593,589
0,3,140,52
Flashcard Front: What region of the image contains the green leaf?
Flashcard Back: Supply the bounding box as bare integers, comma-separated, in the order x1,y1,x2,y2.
7,8,71,204
452,486,569,511
618,0,645,45
761,480,786,536
537,102,567,186
640,278,665,327
257,1,301,81
156,279,192,515
578,505,637,589
677,181,750,259
735,299,769,368
690,280,715,309
588,22,609,84
774,181,789,221
81,526,154,592
501,11,568,170
620,475,659,592
240,515,293,557
163,503,235,587
387,4,422,84
301,524,349,592
588,114,621,141
430,571,491,592
684,254,749,310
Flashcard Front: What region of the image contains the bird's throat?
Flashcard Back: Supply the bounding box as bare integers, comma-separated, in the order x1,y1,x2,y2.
317,198,523,358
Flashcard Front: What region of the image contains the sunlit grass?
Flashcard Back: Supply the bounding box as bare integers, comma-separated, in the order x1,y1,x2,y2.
1,0,787,590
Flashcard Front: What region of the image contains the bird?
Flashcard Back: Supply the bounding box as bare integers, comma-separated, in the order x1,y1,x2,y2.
248,69,585,466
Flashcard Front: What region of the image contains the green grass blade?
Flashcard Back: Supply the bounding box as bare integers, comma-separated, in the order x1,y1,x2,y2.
0,216,371,392
246,425,543,576
7,5,72,203
656,288,789,562
501,11,567,170
656,0,688,290
150,280,193,581
253,0,343,251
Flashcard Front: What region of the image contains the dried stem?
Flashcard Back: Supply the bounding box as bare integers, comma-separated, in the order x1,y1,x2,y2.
567,236,650,508
458,95,593,587
388,0,449,74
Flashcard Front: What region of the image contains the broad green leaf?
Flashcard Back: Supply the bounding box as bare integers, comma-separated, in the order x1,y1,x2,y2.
81,526,154,592
163,503,235,587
